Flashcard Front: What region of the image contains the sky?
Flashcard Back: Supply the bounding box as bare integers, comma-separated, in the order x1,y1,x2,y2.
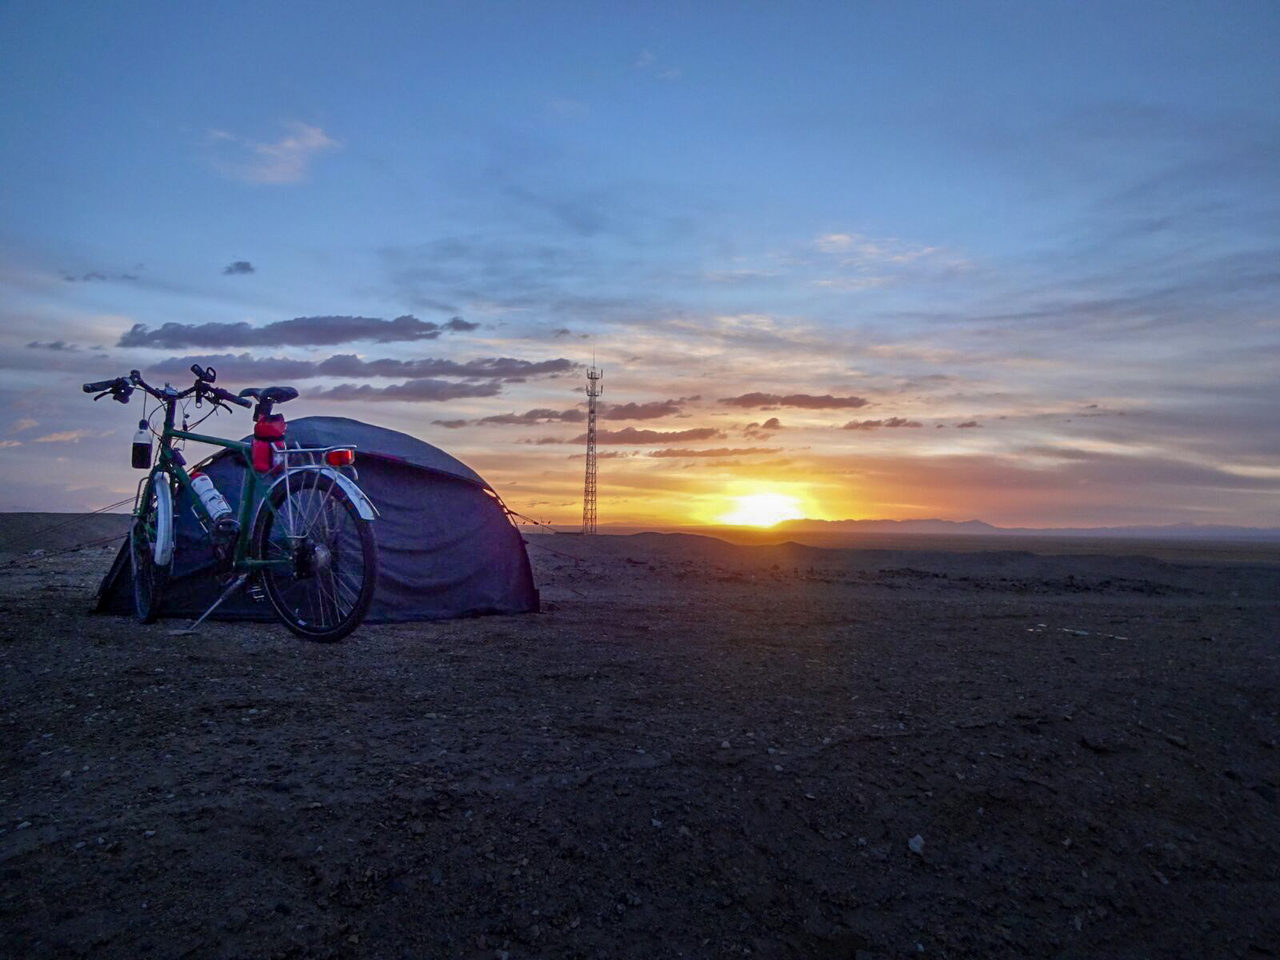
1,1,1277,528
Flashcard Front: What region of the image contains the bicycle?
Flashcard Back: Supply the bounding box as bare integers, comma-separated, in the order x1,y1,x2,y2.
83,364,379,642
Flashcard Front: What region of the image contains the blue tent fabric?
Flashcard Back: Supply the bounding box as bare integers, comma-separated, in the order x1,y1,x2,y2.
94,417,539,622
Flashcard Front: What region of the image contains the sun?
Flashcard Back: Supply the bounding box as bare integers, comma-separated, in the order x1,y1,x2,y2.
716,491,805,527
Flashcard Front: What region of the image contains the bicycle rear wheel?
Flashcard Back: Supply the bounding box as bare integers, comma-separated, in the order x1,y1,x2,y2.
252,471,377,642
131,476,172,623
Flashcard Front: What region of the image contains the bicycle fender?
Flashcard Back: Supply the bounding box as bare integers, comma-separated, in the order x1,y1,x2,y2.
152,477,175,566
260,466,380,521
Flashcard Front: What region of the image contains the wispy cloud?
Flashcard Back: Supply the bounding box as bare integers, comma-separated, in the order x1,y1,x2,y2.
573,427,724,445
308,379,504,403
634,49,682,80
121,315,471,349
603,400,685,420
814,232,940,263
648,447,780,458
222,260,255,275
210,122,340,184
34,429,96,443
428,397,684,430
842,417,923,430
721,393,871,410
150,353,574,382
62,270,138,283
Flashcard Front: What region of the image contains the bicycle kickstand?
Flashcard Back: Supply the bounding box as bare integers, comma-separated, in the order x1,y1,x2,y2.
168,573,250,636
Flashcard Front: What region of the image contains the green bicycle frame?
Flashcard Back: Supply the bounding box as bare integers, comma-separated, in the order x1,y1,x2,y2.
143,414,290,572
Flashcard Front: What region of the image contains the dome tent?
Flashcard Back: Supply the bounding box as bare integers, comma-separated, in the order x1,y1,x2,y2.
94,416,539,622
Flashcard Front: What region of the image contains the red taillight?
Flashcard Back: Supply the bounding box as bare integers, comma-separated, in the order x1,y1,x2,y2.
325,448,355,467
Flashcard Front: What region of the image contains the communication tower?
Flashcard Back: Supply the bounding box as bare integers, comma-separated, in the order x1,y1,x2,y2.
581,362,603,534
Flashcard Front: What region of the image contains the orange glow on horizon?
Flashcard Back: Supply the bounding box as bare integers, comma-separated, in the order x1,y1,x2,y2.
715,491,806,527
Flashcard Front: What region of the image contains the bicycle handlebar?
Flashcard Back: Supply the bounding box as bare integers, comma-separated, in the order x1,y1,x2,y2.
209,385,253,408
82,377,128,394
81,370,252,409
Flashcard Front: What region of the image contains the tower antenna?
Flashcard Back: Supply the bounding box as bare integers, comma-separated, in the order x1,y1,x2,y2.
581,358,603,534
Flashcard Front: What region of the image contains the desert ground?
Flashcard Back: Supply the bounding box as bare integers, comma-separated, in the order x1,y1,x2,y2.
1,514,1277,959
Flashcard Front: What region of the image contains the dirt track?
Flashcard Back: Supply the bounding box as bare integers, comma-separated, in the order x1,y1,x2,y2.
1,526,1278,959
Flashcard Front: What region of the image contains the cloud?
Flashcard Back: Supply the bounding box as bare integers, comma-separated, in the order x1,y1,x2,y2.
814,232,940,264
955,421,982,429
26,340,77,351
721,393,871,410
842,417,924,430
571,427,725,445
568,450,628,459
61,271,139,283
648,447,781,458
479,408,586,426
744,417,782,438
633,49,683,81
222,261,255,275
0,440,21,449
34,429,96,443
603,400,684,420
443,316,479,332
211,122,340,184
307,379,504,402
150,353,575,383
120,315,471,349
11,418,37,432
426,396,683,431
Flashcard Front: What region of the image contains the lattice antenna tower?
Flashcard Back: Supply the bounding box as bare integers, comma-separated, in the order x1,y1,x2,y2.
581,360,603,534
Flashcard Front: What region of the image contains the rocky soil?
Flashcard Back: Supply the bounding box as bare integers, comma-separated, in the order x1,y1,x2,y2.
1,521,1278,959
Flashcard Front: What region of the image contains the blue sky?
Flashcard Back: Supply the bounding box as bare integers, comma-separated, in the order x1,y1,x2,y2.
1,1,1277,526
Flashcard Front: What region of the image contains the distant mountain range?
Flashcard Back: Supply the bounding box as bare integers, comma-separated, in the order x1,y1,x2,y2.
773,518,1280,541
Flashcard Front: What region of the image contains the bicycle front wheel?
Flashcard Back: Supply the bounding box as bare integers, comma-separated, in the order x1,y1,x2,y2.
131,476,172,623
252,471,377,642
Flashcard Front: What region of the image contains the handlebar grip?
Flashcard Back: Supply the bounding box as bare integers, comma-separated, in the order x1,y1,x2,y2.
211,385,252,408
83,378,119,393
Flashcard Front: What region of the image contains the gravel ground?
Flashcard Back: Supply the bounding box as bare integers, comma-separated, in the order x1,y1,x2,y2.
1,524,1278,959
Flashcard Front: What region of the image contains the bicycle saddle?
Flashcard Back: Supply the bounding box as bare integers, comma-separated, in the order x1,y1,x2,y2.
238,386,299,404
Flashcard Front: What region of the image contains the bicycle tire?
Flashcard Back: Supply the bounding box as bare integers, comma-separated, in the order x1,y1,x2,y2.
252,470,377,642
131,476,172,623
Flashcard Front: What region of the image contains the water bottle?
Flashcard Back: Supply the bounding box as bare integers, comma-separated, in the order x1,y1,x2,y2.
190,472,233,523
131,420,152,469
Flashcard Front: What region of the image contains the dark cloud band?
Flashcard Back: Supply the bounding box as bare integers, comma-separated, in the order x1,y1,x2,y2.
721,392,870,409
120,314,474,348
150,353,574,382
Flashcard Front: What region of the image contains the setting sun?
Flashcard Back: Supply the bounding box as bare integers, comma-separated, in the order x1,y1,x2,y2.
716,492,805,527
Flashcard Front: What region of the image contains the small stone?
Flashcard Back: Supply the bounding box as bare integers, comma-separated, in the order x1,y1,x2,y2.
16,821,31,831
720,740,730,749
908,834,925,856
